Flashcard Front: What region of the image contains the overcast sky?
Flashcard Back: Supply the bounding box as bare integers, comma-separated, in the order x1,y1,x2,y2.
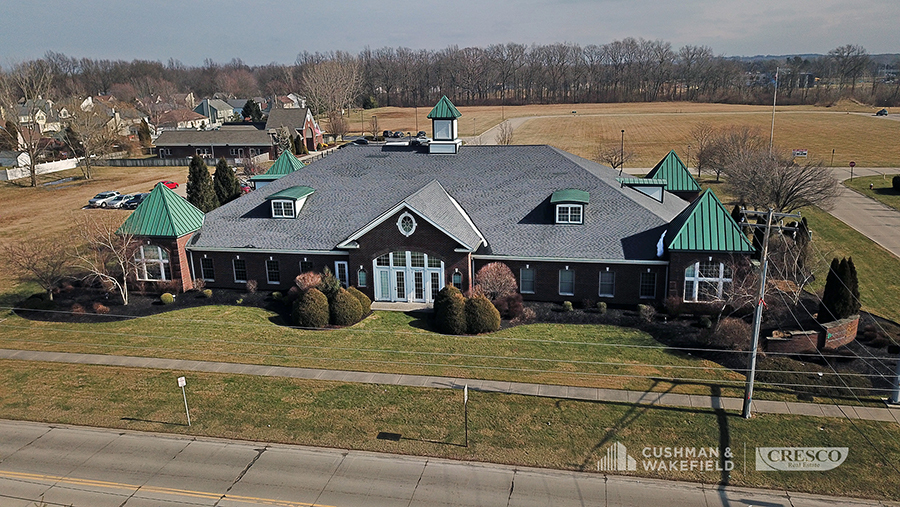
2,0,897,67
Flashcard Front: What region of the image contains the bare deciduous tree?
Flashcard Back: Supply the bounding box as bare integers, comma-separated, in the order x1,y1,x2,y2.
0,60,54,187
689,122,715,177
724,150,838,212
495,120,514,145
594,142,634,172
1,238,72,300
302,52,362,136
61,98,119,180
72,214,139,305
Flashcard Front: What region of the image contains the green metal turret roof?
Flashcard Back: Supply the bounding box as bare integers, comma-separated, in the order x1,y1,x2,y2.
117,183,204,238
666,189,754,253
249,151,305,181
646,150,701,193
550,188,590,204
427,96,462,119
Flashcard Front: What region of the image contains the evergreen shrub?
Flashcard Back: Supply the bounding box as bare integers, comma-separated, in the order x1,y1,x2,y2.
465,295,501,334
330,288,363,326
292,288,329,328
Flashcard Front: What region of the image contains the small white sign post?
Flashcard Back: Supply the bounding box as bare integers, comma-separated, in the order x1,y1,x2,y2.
178,376,191,426
463,384,468,448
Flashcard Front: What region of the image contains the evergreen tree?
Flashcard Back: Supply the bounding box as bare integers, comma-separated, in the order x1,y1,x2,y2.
242,99,263,122
186,156,219,212
846,257,861,315
213,157,241,205
137,119,152,147
818,258,842,322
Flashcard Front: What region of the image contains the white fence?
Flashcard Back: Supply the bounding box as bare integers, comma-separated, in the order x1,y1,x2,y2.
0,157,81,181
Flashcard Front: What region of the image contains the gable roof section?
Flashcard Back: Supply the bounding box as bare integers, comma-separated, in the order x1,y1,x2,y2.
118,183,205,238
154,127,272,147
427,96,462,119
339,180,485,251
666,189,753,253
646,150,701,193
266,150,305,175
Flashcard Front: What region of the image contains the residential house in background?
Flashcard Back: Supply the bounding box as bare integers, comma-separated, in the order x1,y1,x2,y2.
194,98,234,127
155,109,209,131
265,107,323,152
154,124,274,160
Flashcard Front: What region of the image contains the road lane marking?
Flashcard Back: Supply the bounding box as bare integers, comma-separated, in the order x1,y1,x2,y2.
0,470,339,507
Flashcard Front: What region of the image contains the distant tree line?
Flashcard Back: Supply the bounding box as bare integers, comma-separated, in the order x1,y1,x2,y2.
5,41,899,115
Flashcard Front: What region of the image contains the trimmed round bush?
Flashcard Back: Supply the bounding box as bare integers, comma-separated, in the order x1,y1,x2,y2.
160,293,175,305
562,301,573,312
596,301,607,314
347,286,371,316
330,288,363,326
202,289,213,298
271,291,283,301
292,288,329,328
492,293,524,320
434,285,467,335
465,295,501,334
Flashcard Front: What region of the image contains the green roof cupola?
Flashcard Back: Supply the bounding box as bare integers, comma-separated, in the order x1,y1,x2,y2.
118,182,204,238
646,150,701,197
249,150,305,189
427,96,462,154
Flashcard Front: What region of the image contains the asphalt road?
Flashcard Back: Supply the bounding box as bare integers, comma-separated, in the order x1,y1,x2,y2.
0,420,892,507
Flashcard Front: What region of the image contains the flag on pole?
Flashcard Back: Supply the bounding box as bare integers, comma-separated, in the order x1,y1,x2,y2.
464,384,468,405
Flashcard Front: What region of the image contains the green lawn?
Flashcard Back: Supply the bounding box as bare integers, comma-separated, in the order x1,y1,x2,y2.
844,173,900,213
1,360,897,501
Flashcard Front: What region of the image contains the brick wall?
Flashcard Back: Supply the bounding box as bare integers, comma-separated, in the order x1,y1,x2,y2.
189,250,348,291
818,316,859,350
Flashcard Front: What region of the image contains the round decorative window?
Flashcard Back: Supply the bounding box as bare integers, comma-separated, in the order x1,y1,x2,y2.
397,211,417,237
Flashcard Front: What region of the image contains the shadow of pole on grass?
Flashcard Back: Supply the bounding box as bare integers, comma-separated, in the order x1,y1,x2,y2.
121,416,189,427
376,431,466,448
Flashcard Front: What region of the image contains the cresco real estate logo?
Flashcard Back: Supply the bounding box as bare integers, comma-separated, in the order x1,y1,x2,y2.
755,447,848,471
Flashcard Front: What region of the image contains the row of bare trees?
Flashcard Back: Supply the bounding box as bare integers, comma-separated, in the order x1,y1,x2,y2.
6,42,898,115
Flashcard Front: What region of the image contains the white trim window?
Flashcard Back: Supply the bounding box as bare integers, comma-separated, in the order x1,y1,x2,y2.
233,258,247,283
639,272,657,299
520,268,535,294
598,271,615,297
271,200,296,218
684,261,732,302
452,272,463,290
199,257,215,281
135,245,170,281
397,211,417,237
335,261,349,288
559,268,575,296
358,269,367,287
556,204,583,224
266,260,280,284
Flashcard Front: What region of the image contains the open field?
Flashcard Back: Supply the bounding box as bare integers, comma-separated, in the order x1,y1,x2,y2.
358,101,900,167
1,360,898,501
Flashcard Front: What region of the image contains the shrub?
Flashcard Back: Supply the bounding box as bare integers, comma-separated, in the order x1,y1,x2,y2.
637,304,656,323
492,293,524,320
465,295,501,334
561,301,573,312
246,279,258,293
160,293,175,305
70,303,85,314
202,289,213,298
295,271,322,292
347,286,372,315
292,288,329,328
511,306,537,325
317,267,340,300
434,286,467,335
286,286,301,302
18,294,55,311
893,175,900,192
474,262,518,300
272,291,283,301
664,296,683,317
235,298,243,304
596,301,607,314
699,315,713,329
193,278,206,291
92,302,110,314
330,288,363,326
154,280,180,294
710,317,751,350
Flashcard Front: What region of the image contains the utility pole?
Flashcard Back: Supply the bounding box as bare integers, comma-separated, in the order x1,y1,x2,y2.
741,208,800,419
769,67,779,156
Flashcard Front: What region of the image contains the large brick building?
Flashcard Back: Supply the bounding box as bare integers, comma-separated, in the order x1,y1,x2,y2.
157,97,754,307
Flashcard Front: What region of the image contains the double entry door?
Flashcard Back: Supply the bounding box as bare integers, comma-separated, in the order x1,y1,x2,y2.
374,251,444,303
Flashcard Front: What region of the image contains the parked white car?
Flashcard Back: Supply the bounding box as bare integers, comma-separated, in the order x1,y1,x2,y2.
105,193,134,209
88,191,121,208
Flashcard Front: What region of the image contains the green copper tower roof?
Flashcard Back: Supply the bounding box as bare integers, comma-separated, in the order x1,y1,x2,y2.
646,150,701,193
427,96,462,119
250,151,305,181
117,183,205,238
666,189,754,253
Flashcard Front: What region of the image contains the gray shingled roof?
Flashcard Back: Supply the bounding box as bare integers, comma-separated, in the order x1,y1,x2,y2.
190,145,690,261
154,126,272,147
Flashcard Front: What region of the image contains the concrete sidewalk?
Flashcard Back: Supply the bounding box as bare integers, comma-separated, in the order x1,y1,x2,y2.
2,348,898,424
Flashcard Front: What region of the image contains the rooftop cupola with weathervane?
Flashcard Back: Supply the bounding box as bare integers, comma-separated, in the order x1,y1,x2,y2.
427,96,462,154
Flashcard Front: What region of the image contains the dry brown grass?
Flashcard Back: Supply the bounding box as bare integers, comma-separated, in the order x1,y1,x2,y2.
355,102,900,168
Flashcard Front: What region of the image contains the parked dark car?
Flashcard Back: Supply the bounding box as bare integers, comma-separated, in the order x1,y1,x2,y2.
416,131,427,138
382,130,392,138
876,108,888,116
392,131,404,138
122,192,150,210
353,137,369,145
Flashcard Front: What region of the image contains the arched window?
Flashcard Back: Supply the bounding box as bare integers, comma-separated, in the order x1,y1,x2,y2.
135,245,170,281
684,261,732,302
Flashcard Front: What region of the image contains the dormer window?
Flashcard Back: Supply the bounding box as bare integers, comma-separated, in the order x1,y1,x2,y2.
556,204,583,224
265,186,314,219
271,200,295,218
433,120,454,140
550,189,589,225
